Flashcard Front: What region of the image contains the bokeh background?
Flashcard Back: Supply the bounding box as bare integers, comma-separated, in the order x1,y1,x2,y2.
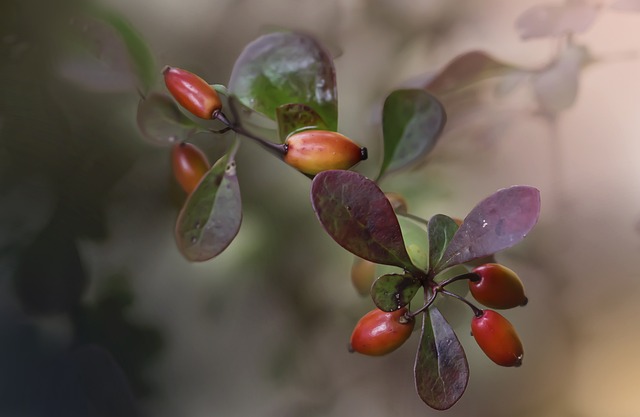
2,0,640,416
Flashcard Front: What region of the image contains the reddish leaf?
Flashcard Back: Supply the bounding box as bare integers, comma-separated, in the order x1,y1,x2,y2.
311,170,414,269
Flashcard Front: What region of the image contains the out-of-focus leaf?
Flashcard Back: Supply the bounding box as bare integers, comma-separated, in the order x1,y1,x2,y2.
136,93,199,146
425,51,516,95
428,214,459,270
96,8,157,94
379,89,446,179
175,154,242,261
515,0,599,40
532,43,589,113
437,186,541,271
414,306,468,410
371,273,421,312
398,216,429,271
433,265,470,302
610,0,640,11
57,17,136,92
311,170,414,269
276,103,328,143
228,31,338,130
351,256,377,296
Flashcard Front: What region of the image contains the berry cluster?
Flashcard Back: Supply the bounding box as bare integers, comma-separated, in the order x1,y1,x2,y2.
163,66,367,184
134,31,541,410
350,262,526,367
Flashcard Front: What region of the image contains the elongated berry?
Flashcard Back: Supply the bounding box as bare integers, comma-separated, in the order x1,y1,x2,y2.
172,142,210,194
284,130,367,176
470,263,527,309
471,310,523,367
163,66,222,119
349,307,414,356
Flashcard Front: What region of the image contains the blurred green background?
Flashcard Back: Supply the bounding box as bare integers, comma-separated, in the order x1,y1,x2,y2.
2,0,640,416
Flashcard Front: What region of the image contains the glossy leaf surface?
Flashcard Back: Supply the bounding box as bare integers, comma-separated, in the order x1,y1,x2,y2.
428,214,460,272
437,186,541,271
175,154,242,261
515,0,599,40
415,306,469,410
136,93,198,146
371,273,421,312
276,103,328,143
311,170,414,269
228,32,338,130
379,89,446,179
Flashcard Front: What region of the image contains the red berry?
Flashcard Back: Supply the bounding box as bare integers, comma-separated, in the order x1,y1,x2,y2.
349,307,414,356
171,142,210,194
471,310,523,367
163,66,222,119
470,263,528,309
284,130,367,176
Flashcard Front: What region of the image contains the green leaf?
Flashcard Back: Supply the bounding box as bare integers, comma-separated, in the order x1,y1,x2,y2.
136,93,199,146
371,273,421,312
398,217,429,271
310,170,414,269
276,103,328,143
96,8,157,94
228,31,338,130
175,154,242,261
227,95,278,141
428,214,459,273
414,306,469,410
379,89,446,179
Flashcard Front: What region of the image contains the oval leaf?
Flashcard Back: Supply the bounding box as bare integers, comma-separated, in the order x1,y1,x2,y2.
136,93,199,146
515,0,599,40
276,103,328,143
371,273,421,312
96,8,157,94
398,217,429,271
425,51,516,95
437,186,541,271
379,89,446,179
415,306,469,410
311,170,414,269
228,31,338,130
428,214,459,271
175,154,242,261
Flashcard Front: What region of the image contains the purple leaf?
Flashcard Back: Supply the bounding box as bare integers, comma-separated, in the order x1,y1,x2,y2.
415,306,469,410
436,186,540,271
311,170,414,269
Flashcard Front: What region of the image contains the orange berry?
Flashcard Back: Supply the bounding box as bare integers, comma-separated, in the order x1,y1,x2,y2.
163,66,222,119
284,130,367,176
171,142,210,194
